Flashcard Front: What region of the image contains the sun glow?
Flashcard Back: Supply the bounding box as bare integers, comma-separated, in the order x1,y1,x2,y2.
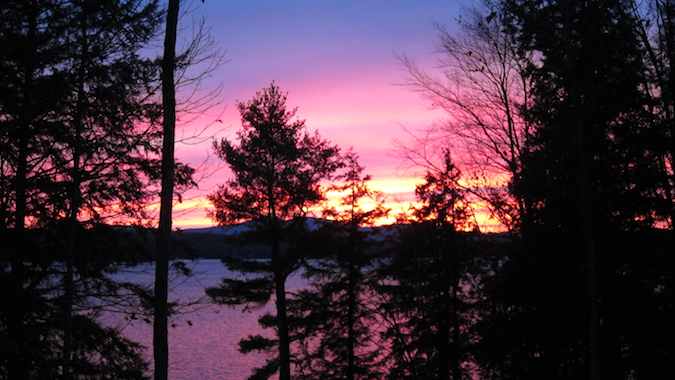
161,173,506,232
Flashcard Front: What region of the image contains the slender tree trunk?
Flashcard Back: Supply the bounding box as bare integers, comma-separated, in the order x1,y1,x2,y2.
436,235,451,380
273,231,291,380
346,260,357,380
450,285,461,379
62,105,82,380
437,291,451,380
576,116,600,380
275,274,291,380
578,9,601,376
449,242,461,380
581,165,600,380
9,87,29,380
154,1,179,379
62,148,80,379
62,13,88,376
8,4,36,377
62,190,78,379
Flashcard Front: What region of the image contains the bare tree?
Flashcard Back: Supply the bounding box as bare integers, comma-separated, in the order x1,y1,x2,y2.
400,2,533,231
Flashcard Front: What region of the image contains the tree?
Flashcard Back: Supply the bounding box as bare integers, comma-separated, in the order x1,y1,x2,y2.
0,1,68,377
0,1,188,378
53,1,169,375
630,0,675,233
152,1,225,378
401,1,533,231
377,151,478,380
206,83,342,380
292,152,387,380
501,0,668,378
154,0,180,379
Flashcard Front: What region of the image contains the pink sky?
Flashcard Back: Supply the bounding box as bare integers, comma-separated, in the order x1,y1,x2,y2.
153,1,502,231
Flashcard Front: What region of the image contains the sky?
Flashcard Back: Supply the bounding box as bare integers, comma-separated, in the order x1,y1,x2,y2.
164,0,500,229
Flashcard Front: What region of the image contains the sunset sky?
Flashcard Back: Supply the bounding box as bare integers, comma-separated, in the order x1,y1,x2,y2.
165,0,501,230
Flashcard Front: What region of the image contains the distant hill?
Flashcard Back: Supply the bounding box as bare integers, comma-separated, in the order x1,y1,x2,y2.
179,223,251,236
165,219,511,260
173,218,327,259
173,222,263,259
179,217,328,236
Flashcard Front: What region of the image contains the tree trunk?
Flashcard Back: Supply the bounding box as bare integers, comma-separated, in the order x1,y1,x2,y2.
153,0,179,379
9,79,29,380
62,109,82,380
449,243,461,380
577,8,601,376
62,12,88,376
576,115,600,380
436,235,452,380
346,259,357,380
581,159,600,380
62,148,80,378
8,4,36,377
273,231,291,380
437,292,451,380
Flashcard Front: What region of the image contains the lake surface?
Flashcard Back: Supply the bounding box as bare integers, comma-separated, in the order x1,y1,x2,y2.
102,260,306,380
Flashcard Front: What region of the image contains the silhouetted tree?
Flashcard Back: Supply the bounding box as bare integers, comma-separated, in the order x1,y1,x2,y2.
0,1,69,377
54,2,169,375
0,1,196,378
154,0,180,379
151,1,225,378
493,0,672,378
377,151,478,380
292,152,387,380
631,0,675,233
206,83,342,380
401,1,533,231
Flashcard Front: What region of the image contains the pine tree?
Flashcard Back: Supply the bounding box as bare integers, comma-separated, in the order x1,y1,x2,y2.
54,2,166,375
497,0,671,377
377,151,477,380
0,1,192,378
292,152,387,380
0,1,69,377
206,83,342,380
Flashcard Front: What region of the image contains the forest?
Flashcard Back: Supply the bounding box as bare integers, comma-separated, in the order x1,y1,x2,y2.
0,0,673,379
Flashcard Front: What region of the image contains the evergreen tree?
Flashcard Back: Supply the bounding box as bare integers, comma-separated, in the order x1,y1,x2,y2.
482,0,674,378
377,152,478,380
206,83,342,380
0,1,69,377
0,1,195,378
53,2,168,375
292,152,387,380
630,0,675,234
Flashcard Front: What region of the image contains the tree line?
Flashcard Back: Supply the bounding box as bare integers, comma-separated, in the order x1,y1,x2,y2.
205,1,673,379
0,0,193,378
1,0,673,380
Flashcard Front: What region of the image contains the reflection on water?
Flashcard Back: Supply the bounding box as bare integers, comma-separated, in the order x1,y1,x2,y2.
101,259,306,380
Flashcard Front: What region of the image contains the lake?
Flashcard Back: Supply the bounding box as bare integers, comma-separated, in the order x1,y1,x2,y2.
102,259,306,380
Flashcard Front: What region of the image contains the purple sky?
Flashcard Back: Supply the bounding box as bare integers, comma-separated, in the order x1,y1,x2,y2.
167,0,470,228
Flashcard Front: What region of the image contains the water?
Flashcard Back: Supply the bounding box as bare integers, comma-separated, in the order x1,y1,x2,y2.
102,259,306,380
